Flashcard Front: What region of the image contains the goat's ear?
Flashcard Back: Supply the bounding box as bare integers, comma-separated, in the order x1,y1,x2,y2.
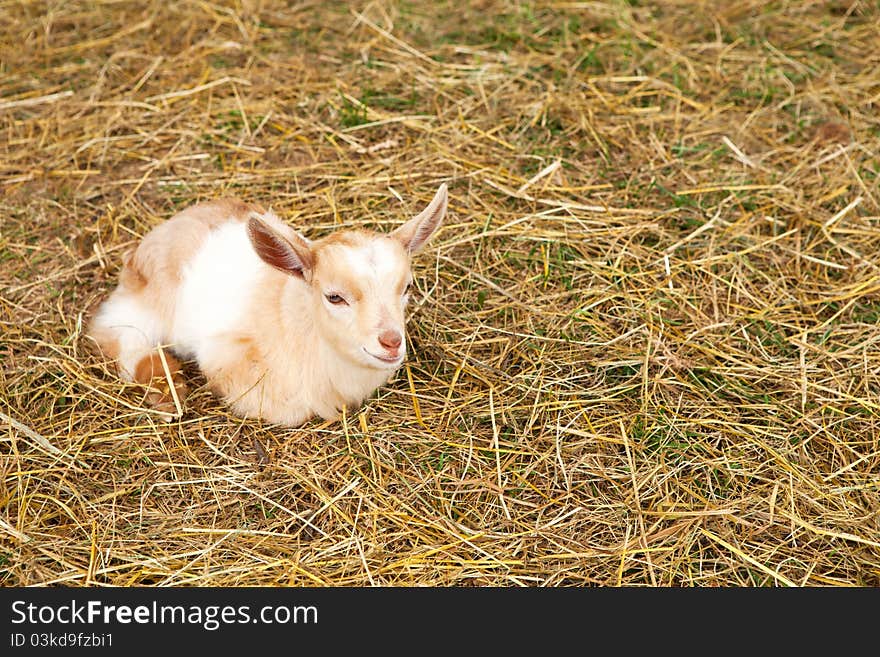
392,183,448,254
247,215,314,280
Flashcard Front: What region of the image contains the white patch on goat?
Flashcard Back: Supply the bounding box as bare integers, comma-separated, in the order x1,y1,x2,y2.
345,238,404,289
172,221,264,360
92,295,164,380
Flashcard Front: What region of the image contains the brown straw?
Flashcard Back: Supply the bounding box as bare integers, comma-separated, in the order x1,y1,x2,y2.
1,1,878,586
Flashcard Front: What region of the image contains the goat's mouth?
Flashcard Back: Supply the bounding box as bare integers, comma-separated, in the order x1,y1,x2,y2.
363,347,403,366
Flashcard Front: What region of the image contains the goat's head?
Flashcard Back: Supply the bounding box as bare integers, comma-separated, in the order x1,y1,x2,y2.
247,183,448,369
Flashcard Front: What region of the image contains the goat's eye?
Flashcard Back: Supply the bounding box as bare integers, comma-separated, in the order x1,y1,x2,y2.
325,293,347,305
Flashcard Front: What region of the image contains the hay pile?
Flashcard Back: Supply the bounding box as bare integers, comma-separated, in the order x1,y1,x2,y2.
2,1,879,586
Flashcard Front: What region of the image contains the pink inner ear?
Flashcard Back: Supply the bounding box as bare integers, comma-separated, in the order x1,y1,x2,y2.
411,221,439,251
395,183,448,253
248,216,312,277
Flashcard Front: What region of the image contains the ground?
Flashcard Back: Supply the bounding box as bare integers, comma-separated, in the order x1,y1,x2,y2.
1,1,879,586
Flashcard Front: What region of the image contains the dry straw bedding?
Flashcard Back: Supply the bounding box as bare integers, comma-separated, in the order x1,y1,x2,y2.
1,1,879,586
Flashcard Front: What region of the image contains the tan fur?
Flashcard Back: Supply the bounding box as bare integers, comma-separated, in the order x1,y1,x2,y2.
133,351,187,416
87,185,448,427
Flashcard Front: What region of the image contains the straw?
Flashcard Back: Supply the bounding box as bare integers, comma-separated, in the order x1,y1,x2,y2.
1,1,879,587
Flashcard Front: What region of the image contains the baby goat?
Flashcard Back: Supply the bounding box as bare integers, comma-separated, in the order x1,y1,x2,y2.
88,184,448,427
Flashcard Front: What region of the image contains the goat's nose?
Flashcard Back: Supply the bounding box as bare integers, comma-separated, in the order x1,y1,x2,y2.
378,329,402,350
